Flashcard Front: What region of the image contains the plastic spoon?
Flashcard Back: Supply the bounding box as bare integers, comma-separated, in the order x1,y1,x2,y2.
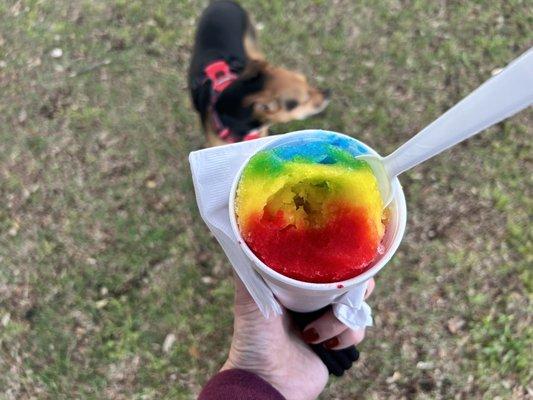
358,47,533,207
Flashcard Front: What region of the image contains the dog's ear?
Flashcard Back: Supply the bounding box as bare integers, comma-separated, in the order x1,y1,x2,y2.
216,60,267,108
239,59,268,81
214,60,268,136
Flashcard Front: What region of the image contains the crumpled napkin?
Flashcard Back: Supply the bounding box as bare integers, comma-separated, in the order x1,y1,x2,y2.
189,135,372,329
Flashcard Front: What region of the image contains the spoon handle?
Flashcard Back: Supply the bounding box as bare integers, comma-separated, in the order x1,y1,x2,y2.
383,47,533,178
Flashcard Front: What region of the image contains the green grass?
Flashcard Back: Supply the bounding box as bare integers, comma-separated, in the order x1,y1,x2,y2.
1,0,531,398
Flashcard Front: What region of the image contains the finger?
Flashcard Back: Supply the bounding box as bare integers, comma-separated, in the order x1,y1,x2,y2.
323,328,365,350
364,278,375,299
232,273,257,310
302,310,348,344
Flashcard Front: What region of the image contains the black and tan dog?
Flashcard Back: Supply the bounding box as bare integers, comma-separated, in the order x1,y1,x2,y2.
189,1,330,147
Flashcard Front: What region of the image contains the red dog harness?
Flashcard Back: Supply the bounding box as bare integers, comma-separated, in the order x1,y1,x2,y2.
204,60,261,143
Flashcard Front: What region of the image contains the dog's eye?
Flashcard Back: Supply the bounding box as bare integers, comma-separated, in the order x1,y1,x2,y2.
284,99,299,111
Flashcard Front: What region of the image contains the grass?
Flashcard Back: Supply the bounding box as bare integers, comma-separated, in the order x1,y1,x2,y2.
0,0,531,398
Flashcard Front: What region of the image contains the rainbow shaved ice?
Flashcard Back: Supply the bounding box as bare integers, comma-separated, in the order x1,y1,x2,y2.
235,135,387,283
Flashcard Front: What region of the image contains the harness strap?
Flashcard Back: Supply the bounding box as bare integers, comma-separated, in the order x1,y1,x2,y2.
203,60,261,143
204,61,238,92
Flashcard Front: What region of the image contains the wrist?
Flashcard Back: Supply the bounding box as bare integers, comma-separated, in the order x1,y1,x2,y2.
220,357,284,397
220,358,236,372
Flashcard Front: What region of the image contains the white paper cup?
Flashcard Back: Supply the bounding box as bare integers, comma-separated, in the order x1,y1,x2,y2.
229,130,407,312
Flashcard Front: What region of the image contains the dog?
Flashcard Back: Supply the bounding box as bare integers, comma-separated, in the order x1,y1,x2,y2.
188,0,330,147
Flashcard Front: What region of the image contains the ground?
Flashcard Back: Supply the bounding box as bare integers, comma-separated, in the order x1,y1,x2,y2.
0,0,531,399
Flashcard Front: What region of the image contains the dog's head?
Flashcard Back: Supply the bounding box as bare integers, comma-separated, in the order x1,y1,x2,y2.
246,63,330,124
214,60,330,137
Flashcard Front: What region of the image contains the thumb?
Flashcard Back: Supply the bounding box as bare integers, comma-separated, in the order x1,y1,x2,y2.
232,272,259,314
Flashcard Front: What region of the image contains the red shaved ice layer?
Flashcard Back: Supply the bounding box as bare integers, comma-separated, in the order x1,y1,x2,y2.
246,204,380,282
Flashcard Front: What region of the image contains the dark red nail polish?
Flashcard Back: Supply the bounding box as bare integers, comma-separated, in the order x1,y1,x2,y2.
324,337,339,349
302,328,319,343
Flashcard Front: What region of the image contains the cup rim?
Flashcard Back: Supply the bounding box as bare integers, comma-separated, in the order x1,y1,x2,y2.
228,129,407,292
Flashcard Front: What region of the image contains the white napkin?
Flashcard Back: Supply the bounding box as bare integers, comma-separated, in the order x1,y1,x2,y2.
189,135,372,329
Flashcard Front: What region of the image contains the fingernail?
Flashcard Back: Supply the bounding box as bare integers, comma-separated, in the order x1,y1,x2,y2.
302,328,319,343
324,337,339,349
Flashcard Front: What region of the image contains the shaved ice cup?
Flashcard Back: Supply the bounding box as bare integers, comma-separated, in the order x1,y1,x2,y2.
229,130,407,313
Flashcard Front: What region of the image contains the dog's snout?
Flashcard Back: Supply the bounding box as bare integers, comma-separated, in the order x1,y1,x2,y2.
321,88,331,99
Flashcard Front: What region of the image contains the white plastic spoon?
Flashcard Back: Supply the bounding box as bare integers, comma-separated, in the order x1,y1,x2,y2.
358,48,533,207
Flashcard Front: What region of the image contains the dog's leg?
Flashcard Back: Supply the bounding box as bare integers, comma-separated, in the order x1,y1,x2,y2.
243,15,264,61
257,126,269,138
206,130,227,147
244,34,264,61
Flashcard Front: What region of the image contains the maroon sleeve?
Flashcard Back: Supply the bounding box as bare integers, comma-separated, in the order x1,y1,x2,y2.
198,369,285,400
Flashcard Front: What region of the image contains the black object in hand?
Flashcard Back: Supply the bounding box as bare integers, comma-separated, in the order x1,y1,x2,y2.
289,307,359,376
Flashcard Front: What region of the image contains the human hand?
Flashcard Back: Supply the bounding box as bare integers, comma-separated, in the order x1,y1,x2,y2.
222,275,375,400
